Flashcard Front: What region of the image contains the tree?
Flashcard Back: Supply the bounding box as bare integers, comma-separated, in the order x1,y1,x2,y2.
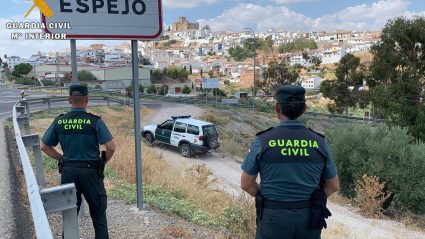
162,67,168,77
4,54,7,59
139,84,145,93
184,65,187,71
94,84,102,89
158,85,168,95
14,63,32,76
182,85,191,95
141,58,151,65
208,70,214,78
167,25,170,31
200,69,203,77
147,84,157,94
3,62,7,68
152,69,162,78
320,54,367,116
367,16,425,141
224,79,230,85
191,82,194,89
78,70,96,81
261,60,302,95
0,57,2,66
311,56,323,69
189,65,192,75
202,25,210,30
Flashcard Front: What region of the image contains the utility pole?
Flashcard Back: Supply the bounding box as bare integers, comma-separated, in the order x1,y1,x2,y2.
244,28,256,111
34,66,36,86
56,52,59,87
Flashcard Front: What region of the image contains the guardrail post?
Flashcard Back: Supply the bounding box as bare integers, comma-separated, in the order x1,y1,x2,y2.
40,183,79,239
106,97,110,106
22,134,45,186
46,99,51,114
17,116,31,135
80,196,85,218
21,101,30,120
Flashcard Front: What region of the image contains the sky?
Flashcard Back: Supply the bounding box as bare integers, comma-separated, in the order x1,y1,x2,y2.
0,0,424,59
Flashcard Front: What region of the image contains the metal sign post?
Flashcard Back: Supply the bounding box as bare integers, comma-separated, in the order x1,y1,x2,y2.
42,0,164,213
131,40,143,210
121,88,127,107
71,40,78,85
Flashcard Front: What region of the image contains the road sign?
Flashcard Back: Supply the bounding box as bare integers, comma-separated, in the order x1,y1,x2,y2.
69,71,72,79
41,0,163,40
203,78,219,89
120,88,127,96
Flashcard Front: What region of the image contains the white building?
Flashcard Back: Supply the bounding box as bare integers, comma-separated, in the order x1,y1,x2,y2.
322,42,346,64
301,76,322,89
154,61,169,70
7,56,21,69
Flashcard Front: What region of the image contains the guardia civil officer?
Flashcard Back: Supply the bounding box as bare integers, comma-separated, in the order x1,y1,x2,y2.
41,85,116,239
241,85,340,239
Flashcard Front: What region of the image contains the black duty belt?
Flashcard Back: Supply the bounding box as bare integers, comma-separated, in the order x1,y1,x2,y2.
63,160,100,169
263,198,311,209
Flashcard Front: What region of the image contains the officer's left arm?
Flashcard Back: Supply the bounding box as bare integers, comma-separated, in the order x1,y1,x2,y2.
241,137,262,197
96,119,115,162
40,122,62,161
241,172,260,197
322,141,340,197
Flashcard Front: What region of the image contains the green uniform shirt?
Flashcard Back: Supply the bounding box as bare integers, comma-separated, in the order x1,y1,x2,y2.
241,120,338,201
41,108,113,161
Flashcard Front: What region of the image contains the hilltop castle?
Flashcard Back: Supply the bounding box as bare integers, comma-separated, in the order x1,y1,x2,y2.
172,17,199,32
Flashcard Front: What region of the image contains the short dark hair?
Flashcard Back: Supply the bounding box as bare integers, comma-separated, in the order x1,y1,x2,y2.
278,97,306,120
70,91,87,105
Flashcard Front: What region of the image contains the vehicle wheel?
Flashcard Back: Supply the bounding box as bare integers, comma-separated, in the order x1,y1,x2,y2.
144,133,154,146
206,135,218,149
180,143,192,158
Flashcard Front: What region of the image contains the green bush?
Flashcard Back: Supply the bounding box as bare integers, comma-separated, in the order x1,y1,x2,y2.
80,82,88,87
147,84,157,94
325,124,425,213
158,85,168,95
94,84,102,89
15,77,39,86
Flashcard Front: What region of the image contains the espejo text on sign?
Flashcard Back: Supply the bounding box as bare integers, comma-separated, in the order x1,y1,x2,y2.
41,0,163,40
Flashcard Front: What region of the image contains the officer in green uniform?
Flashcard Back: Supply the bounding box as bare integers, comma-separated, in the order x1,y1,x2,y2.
41,85,116,239
241,85,340,239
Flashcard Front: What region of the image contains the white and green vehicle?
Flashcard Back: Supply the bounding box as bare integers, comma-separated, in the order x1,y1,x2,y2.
142,115,220,158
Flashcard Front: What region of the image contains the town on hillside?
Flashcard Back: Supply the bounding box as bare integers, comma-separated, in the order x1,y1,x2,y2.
1,16,381,96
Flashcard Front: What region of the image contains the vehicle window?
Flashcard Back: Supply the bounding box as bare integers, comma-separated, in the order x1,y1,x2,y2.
174,122,187,133
161,120,175,131
202,125,217,135
187,124,199,135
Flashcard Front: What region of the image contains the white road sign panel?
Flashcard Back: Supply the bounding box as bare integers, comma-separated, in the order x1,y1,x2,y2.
203,78,219,89
41,0,163,40
120,88,127,96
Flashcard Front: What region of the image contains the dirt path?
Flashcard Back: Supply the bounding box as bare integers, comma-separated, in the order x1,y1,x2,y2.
141,102,425,239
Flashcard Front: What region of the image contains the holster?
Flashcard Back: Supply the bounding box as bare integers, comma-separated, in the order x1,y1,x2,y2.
98,151,106,179
309,188,332,230
255,193,263,221
58,158,64,174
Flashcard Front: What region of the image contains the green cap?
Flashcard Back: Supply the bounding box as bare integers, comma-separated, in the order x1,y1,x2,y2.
276,85,306,104
69,85,88,96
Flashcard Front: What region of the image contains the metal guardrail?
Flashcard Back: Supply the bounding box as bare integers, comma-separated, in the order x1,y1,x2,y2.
2,83,385,123
12,100,80,238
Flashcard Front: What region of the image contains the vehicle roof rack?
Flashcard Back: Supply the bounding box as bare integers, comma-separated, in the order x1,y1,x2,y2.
171,115,191,120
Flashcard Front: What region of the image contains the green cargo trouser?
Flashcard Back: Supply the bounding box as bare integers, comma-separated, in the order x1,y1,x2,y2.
61,167,109,239
255,208,321,239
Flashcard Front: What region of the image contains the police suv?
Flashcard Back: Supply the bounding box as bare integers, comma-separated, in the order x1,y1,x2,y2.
142,116,220,158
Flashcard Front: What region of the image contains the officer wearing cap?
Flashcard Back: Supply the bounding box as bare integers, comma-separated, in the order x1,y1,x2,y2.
241,85,340,239
41,85,116,239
